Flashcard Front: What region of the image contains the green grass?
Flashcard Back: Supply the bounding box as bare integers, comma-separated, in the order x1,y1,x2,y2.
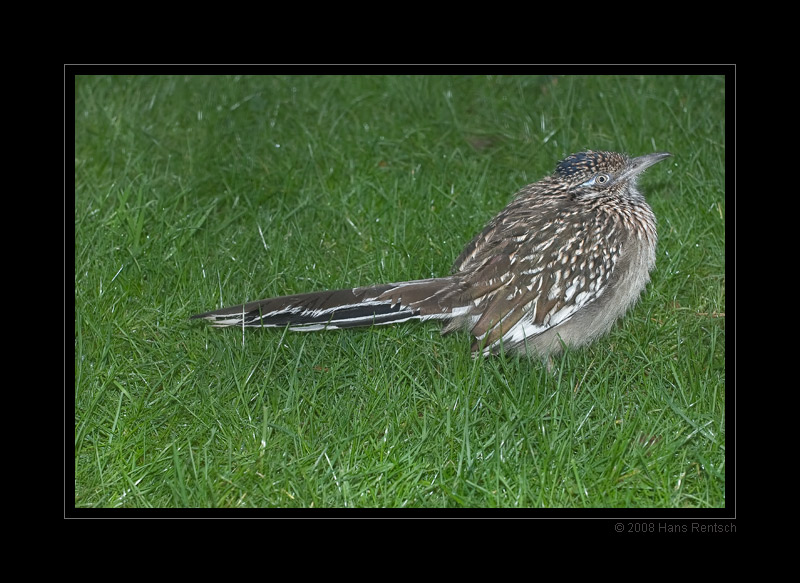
74,73,726,509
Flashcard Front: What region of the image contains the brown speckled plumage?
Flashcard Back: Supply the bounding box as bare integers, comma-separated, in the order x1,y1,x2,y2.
192,150,670,360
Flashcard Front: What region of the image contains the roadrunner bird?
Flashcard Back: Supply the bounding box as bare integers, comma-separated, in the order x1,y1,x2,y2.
192,150,670,359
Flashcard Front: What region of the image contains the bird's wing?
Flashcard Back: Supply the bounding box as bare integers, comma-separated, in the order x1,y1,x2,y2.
463,210,618,352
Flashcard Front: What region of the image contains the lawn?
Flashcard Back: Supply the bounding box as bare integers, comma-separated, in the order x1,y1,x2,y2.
73,73,726,509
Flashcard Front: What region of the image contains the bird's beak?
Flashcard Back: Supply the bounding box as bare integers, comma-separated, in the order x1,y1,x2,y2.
623,152,672,181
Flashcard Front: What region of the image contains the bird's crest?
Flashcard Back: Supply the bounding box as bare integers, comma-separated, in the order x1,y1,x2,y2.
556,150,626,181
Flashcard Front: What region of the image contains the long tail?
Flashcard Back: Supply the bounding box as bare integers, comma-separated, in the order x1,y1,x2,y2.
190,277,470,331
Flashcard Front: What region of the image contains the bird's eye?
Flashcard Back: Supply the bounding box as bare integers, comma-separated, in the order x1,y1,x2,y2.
582,173,610,187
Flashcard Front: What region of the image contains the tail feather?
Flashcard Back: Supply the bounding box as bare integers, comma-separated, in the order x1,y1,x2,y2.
190,277,468,331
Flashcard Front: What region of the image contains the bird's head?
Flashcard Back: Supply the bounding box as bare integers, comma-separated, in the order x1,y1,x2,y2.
556,150,671,197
